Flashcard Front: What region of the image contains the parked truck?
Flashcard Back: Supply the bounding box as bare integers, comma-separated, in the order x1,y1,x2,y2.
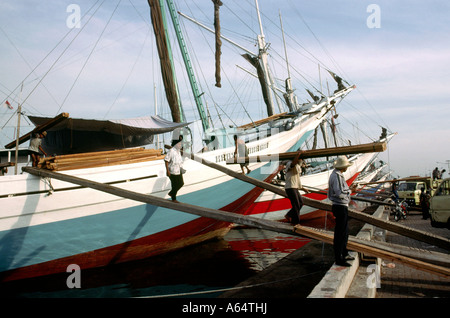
430,178,450,229
397,177,441,206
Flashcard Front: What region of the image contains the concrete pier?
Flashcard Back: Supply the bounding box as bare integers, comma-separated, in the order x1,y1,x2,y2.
220,203,450,298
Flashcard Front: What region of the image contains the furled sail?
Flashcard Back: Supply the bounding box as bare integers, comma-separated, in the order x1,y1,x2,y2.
148,0,182,123
242,53,274,117
212,0,223,88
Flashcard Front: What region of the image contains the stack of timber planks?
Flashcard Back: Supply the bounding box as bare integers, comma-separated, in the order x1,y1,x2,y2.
38,148,164,171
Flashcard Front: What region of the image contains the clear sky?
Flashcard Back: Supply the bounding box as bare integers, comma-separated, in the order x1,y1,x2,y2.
0,0,449,178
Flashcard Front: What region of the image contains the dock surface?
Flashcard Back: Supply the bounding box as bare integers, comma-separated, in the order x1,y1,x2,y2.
375,213,449,298
220,207,450,299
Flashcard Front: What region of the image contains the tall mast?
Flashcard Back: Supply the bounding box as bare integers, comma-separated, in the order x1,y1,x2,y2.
254,0,278,117
147,0,183,123
165,0,209,132
14,83,23,175
279,10,295,112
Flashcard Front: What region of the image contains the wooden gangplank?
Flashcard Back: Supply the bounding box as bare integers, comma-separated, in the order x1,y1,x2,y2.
21,167,450,277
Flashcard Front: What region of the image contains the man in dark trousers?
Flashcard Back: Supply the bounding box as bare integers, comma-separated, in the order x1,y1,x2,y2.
328,156,355,267
284,151,309,225
419,187,431,220
164,137,184,203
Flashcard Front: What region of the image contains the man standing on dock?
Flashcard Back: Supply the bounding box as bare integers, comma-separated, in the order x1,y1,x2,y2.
328,156,355,267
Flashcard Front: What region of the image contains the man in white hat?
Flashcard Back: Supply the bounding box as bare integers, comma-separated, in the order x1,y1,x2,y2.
328,155,355,267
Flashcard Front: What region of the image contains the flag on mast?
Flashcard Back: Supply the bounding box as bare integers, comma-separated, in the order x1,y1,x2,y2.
3,100,13,110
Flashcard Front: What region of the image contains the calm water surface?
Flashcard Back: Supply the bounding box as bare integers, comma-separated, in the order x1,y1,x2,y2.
2,226,315,298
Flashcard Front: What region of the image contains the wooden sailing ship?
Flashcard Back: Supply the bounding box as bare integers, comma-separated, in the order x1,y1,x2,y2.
0,0,391,282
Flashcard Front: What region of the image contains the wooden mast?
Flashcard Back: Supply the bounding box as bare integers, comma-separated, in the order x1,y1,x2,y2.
147,0,182,123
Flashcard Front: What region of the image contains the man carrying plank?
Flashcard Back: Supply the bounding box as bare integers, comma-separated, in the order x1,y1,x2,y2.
283,151,310,225
28,131,48,167
328,155,357,267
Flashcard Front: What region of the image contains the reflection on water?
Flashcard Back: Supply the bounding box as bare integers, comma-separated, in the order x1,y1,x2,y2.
1,212,332,298
226,228,311,271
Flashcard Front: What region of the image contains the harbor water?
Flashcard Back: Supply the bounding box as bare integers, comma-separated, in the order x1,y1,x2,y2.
1,217,332,298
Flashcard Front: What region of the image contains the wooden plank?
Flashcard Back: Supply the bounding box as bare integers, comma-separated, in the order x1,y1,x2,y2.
226,141,386,164
186,152,450,251
237,112,292,130
19,166,450,277
302,195,450,251
360,176,430,185
22,166,293,234
351,237,450,268
301,186,396,207
293,225,450,277
4,113,69,149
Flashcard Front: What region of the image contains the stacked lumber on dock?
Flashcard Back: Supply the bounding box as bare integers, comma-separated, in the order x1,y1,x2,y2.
38,148,164,171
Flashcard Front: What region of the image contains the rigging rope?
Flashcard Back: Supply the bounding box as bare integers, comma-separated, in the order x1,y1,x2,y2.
103,28,151,119
56,0,122,115
14,0,105,115
139,269,324,298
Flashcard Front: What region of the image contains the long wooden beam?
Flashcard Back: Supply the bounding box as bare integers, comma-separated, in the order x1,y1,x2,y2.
0,162,15,169
361,176,431,185
22,166,293,235
226,141,386,164
294,225,450,277
22,167,450,277
302,186,396,207
4,113,69,149
186,152,450,251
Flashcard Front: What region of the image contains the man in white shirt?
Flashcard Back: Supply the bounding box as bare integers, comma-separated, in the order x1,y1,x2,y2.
28,131,48,167
165,137,184,203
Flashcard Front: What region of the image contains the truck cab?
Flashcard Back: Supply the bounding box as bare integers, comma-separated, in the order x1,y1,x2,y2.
398,181,427,206
430,178,450,229
397,177,440,206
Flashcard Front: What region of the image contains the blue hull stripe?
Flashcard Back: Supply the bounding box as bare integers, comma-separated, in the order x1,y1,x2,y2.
0,130,313,272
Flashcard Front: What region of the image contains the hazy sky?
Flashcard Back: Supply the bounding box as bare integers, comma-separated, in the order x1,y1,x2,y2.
0,0,449,178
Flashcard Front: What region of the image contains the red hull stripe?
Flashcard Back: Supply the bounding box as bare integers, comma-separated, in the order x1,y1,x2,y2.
245,172,360,215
